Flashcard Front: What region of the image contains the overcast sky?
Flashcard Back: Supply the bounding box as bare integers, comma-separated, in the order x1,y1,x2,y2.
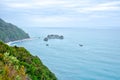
0,0,120,28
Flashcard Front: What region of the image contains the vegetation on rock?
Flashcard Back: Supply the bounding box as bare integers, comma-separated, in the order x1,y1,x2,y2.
44,34,64,42
0,41,57,80
0,18,30,42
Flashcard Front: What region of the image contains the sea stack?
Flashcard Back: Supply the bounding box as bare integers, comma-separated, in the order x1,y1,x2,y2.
44,37,48,41
44,34,64,41
79,44,83,47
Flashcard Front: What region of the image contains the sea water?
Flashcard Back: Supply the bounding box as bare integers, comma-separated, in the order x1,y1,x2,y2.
11,27,120,80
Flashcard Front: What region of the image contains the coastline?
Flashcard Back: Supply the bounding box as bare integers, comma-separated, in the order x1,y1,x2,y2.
1,39,57,80
6,38,32,45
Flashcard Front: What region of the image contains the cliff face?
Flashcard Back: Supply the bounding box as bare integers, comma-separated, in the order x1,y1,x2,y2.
0,18,30,42
0,41,57,80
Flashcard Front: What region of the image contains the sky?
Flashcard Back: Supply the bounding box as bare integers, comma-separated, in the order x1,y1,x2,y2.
0,0,120,28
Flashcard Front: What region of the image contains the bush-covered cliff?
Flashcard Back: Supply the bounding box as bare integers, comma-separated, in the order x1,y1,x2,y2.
0,41,57,80
0,18,30,42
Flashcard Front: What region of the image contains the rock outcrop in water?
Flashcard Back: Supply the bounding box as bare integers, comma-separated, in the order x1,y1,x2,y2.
44,34,64,41
46,44,49,46
79,44,83,47
44,37,48,41
0,18,30,42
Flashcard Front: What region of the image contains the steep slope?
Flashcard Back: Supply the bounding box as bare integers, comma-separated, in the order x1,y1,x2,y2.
0,18,30,42
0,41,57,80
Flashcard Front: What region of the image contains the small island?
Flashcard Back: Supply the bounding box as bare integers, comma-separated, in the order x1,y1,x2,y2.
79,44,83,47
44,34,64,41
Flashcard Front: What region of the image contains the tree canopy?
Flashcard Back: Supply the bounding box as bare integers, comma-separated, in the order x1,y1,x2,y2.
0,18,30,42
0,41,57,80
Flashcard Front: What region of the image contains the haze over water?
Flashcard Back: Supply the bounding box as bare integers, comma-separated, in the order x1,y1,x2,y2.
11,27,120,80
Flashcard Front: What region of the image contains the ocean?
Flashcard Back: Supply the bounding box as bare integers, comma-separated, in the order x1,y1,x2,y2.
10,27,120,80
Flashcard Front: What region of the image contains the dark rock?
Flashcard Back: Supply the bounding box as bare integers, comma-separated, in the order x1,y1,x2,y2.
44,34,64,41
79,44,83,47
59,35,64,39
46,44,49,46
46,34,64,40
44,37,48,41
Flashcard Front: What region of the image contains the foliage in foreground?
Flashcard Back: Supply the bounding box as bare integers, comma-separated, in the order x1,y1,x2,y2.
0,41,57,80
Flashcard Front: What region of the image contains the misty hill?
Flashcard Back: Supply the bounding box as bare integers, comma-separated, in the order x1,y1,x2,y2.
0,18,30,42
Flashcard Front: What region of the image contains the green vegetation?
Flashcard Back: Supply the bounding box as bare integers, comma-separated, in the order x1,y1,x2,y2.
0,52,28,80
0,41,57,80
0,18,30,42
0,18,57,80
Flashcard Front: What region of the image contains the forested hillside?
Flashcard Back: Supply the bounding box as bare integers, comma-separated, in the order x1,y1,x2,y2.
0,18,30,42
0,41,57,80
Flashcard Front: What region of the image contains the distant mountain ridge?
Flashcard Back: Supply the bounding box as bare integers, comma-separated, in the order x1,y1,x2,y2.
0,18,30,42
